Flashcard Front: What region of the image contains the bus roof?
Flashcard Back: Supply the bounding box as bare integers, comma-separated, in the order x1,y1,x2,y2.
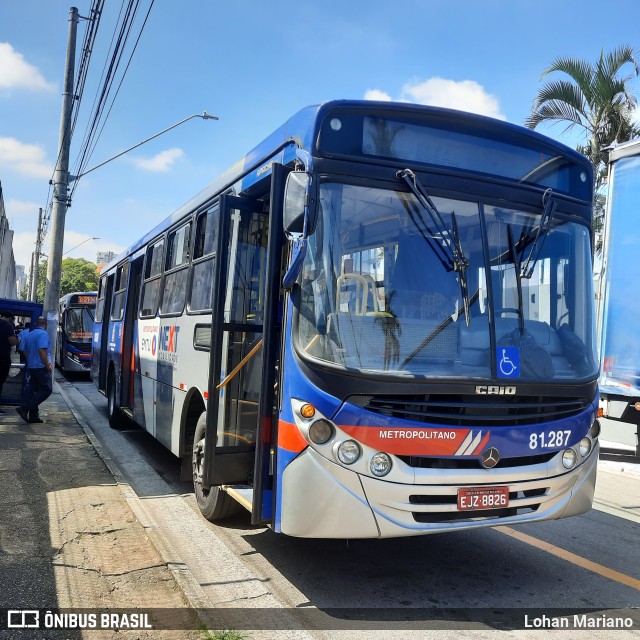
102,99,591,272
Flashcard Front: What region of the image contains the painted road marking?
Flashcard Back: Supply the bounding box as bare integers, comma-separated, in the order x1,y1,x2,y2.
496,526,640,591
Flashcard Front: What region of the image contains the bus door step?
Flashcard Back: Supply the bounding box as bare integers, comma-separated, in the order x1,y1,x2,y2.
221,484,253,512
121,407,134,420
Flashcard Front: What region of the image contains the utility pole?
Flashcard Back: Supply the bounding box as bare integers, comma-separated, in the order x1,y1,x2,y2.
30,207,43,302
43,6,79,353
28,252,35,301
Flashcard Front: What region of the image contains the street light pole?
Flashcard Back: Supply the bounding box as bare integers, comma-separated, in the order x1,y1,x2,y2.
71,112,218,181
62,236,99,256
42,111,217,358
43,6,79,352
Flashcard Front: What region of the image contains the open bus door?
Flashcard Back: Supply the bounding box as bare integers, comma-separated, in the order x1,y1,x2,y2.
97,273,115,392
202,164,288,525
252,163,287,524
120,256,144,417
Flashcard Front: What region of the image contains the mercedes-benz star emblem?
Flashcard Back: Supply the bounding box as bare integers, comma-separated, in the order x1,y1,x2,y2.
481,447,501,469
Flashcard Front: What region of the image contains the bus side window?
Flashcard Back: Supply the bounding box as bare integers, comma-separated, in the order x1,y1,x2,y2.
228,210,267,324
160,222,191,316
140,239,164,318
111,260,129,321
96,277,106,322
190,206,219,312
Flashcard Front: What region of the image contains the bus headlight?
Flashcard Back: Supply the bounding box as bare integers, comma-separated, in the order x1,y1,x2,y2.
589,419,601,439
309,419,334,444
562,448,577,469
337,440,360,465
370,452,392,477
578,438,592,457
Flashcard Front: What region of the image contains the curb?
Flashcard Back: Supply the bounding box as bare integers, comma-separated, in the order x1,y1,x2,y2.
54,378,214,614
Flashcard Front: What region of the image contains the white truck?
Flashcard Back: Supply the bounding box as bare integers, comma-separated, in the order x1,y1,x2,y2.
597,139,640,456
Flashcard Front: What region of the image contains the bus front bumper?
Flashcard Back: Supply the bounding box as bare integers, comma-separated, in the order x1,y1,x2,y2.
279,444,598,539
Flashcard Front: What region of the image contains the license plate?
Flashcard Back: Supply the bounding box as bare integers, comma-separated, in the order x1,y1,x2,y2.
457,486,509,511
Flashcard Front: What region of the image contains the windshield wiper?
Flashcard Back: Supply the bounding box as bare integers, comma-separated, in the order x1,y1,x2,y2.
397,169,468,272
520,188,556,279
397,168,471,326
397,192,452,272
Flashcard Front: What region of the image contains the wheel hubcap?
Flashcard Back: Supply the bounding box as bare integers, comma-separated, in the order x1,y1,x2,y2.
193,437,205,485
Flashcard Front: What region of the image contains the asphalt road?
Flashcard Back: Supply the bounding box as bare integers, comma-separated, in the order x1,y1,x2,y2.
59,372,640,639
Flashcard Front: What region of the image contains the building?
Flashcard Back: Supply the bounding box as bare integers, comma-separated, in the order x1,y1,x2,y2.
15,264,27,297
96,250,116,267
0,182,17,299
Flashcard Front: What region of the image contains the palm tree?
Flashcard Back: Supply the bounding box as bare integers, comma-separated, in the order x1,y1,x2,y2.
526,46,640,213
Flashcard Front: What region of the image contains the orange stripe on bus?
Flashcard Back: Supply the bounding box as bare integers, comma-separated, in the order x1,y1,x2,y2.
278,419,308,453
473,431,491,455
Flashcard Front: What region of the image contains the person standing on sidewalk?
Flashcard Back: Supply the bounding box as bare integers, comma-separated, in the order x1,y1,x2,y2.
17,322,31,364
16,316,53,424
0,311,19,413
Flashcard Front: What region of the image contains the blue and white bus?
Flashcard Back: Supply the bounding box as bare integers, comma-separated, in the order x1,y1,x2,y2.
56,292,97,373
93,100,599,538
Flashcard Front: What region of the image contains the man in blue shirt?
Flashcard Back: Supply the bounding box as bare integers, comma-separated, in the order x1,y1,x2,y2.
16,316,53,424
17,322,31,363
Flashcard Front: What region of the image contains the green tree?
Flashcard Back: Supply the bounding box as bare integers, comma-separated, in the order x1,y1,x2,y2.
60,257,99,295
525,46,640,234
35,258,99,302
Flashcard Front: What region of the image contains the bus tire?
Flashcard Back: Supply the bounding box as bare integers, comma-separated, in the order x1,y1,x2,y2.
107,371,126,429
192,413,242,521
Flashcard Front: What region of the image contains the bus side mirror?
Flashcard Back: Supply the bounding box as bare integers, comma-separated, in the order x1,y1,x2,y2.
283,172,317,235
282,172,318,289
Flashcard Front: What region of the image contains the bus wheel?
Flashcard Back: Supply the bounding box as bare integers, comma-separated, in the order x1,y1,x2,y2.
107,372,125,429
192,413,242,521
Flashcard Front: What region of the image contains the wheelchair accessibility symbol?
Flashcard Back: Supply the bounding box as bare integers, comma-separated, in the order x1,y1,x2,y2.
497,347,520,378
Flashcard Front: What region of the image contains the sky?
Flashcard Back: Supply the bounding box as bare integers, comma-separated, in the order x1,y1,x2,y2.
2,0,640,274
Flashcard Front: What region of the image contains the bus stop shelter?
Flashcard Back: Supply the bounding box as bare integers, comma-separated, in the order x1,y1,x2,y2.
0,298,43,405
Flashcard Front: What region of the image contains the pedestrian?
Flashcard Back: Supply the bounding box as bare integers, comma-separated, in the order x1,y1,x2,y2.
15,316,53,424
17,322,31,364
14,322,24,353
0,311,18,413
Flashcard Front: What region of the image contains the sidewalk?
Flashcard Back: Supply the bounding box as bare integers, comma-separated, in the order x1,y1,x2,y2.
0,377,202,639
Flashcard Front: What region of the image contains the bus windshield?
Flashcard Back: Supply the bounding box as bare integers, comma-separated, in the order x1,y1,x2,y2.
64,307,95,343
296,181,598,381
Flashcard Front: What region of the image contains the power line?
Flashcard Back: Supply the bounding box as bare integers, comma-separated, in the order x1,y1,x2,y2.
70,0,155,201
69,0,105,139
42,1,103,229
42,1,154,222
72,0,136,181
72,0,155,201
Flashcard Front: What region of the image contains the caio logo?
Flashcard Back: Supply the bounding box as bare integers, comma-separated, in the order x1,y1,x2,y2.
475,386,516,395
